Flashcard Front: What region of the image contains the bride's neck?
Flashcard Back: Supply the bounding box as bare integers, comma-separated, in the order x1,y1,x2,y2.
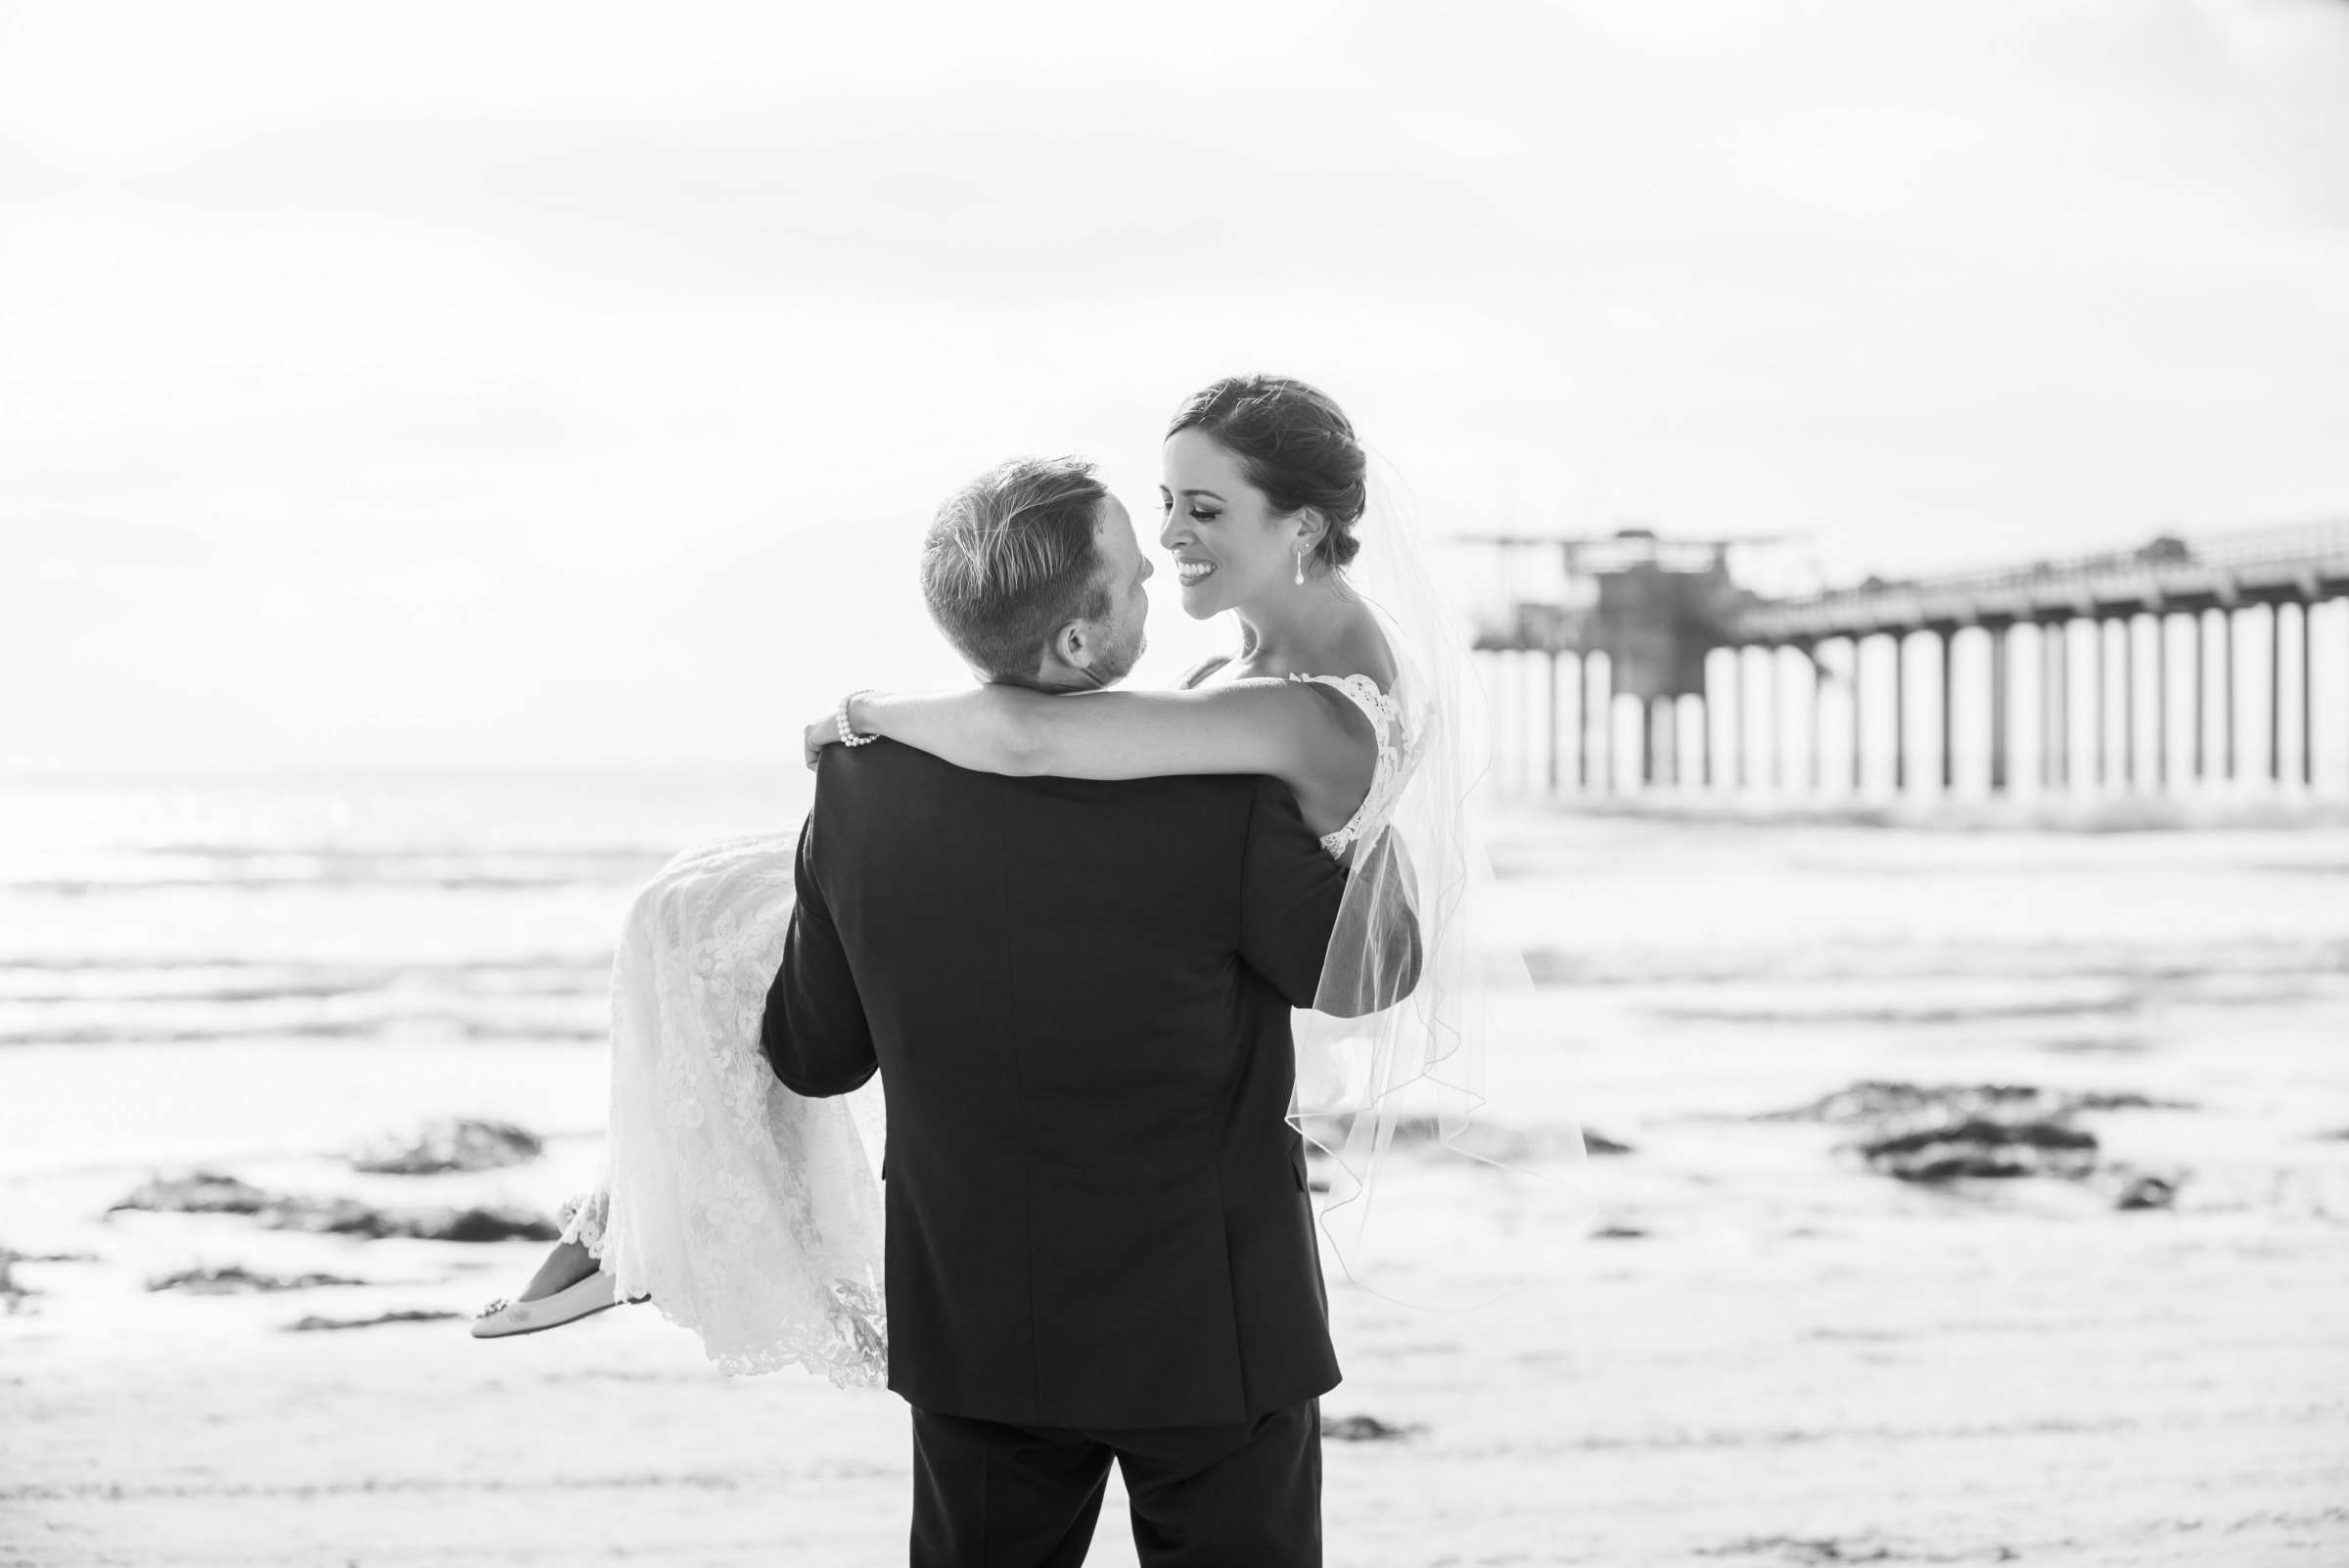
1232,582,1358,673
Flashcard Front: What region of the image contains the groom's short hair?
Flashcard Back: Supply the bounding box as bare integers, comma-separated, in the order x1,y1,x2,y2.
922,456,1114,681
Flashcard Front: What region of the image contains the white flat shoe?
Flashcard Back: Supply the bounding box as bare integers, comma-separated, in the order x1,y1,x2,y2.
469,1271,642,1339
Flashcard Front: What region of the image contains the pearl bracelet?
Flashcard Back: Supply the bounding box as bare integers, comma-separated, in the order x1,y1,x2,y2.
835,690,878,749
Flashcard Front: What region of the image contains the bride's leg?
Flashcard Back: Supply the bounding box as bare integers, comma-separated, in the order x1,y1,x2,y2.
517,1237,601,1302
470,1192,632,1336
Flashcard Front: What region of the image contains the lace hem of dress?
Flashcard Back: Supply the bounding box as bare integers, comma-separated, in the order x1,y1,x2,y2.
561,1185,888,1386
559,1189,608,1253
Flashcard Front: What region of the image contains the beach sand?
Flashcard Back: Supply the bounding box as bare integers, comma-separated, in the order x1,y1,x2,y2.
5,808,2348,1566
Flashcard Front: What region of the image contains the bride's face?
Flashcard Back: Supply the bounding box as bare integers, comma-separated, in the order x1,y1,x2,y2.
1159,428,1309,622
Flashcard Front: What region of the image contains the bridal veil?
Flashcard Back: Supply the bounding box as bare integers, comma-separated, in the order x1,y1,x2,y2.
1292,454,1589,1306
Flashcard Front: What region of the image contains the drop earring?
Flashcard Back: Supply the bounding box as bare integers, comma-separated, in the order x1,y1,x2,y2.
1294,547,1306,586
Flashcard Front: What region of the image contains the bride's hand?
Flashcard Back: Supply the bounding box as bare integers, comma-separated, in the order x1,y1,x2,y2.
804,714,840,770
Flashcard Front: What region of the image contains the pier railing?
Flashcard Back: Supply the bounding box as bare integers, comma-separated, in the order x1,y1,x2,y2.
1730,519,2349,645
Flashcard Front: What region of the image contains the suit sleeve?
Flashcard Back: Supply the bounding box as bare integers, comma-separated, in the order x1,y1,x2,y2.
1237,777,1350,1008
760,807,879,1098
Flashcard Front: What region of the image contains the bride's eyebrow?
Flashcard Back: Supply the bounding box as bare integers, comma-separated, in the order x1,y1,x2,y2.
1172,488,1224,502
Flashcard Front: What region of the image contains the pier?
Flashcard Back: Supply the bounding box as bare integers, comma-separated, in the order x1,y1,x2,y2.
1466,520,2349,801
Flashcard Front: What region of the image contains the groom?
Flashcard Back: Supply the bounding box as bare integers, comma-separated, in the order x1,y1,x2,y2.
760,455,1361,1567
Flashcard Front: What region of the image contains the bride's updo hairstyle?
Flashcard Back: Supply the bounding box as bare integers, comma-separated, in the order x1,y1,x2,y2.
1167,375,1367,575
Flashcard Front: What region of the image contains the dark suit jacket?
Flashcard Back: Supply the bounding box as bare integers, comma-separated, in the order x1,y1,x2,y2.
760,740,1354,1428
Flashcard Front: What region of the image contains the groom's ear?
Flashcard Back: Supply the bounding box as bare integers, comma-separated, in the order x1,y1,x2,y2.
1052,619,1092,669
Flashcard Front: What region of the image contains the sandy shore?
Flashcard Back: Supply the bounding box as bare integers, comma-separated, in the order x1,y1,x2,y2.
6,810,2349,1566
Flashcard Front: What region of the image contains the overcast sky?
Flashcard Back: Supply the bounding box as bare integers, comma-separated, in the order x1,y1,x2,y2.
5,0,2346,771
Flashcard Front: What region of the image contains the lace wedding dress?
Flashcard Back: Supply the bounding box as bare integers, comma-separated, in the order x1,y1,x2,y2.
562,672,1412,1383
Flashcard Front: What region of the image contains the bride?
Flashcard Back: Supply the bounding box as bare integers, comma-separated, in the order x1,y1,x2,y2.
472,373,1561,1374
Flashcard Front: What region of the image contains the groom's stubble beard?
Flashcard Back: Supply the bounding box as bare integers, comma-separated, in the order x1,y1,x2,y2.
1017,619,1142,693
1100,617,1147,688
1119,625,1149,686
1072,599,1147,690
1076,630,1142,690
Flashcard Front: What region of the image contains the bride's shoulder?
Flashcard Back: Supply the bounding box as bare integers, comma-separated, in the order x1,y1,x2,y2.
1320,602,1402,693
1275,607,1406,751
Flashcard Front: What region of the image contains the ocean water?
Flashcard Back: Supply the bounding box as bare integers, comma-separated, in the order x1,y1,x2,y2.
0,767,813,1056
7,768,2347,1189
11,768,2349,1066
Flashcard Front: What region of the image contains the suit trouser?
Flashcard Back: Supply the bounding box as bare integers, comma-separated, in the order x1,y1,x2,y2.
908,1399,1321,1568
